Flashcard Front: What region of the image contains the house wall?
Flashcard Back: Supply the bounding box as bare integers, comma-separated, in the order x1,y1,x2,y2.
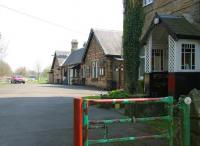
53,58,62,84
84,36,113,89
174,39,200,72
142,0,200,37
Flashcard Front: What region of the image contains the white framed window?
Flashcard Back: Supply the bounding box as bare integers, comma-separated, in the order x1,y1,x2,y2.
86,66,90,78
99,67,105,76
92,61,98,78
143,0,153,6
74,69,78,77
181,44,195,70
152,49,164,72
82,65,86,78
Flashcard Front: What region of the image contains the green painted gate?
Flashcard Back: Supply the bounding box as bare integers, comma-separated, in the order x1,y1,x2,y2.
74,96,191,146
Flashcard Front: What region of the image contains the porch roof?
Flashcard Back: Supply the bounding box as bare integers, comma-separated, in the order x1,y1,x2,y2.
141,14,200,44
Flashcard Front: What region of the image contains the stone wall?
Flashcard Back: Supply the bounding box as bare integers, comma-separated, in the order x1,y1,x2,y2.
188,89,200,146
84,36,111,89
52,58,62,84
142,0,200,37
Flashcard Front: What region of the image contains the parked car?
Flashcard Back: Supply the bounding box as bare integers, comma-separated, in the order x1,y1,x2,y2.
11,76,25,84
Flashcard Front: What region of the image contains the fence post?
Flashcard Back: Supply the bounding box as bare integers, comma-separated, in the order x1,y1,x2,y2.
168,96,174,146
74,97,83,146
83,100,89,146
178,96,191,146
182,97,191,146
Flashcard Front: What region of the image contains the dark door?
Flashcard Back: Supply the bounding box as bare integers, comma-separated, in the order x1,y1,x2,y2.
150,72,168,97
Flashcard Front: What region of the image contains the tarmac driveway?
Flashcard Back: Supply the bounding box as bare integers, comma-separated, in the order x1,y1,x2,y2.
0,84,103,146
0,84,166,146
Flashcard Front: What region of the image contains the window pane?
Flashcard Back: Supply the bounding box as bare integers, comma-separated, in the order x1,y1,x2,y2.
192,53,195,66
181,44,196,70
192,44,195,48
152,51,154,71
144,0,153,5
185,49,191,52
185,53,191,69
181,53,184,67
152,49,163,71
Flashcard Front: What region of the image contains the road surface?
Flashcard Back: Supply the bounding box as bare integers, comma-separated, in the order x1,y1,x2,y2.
0,84,166,146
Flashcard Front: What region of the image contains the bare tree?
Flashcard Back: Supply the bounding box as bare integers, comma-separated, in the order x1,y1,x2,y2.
41,66,50,78
0,60,12,77
15,67,28,77
0,34,9,60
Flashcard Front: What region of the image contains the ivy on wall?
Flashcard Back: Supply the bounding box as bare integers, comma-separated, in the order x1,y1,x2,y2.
123,0,144,94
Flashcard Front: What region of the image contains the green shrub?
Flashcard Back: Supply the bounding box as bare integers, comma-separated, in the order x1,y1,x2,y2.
83,90,130,109
99,90,130,108
102,89,129,99
83,96,101,99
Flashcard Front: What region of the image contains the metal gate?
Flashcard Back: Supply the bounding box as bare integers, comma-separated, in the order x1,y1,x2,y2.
74,96,190,146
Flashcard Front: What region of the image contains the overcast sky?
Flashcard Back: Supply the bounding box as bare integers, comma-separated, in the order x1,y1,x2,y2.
0,0,123,71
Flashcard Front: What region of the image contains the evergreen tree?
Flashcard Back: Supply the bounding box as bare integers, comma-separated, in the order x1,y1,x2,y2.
123,0,144,94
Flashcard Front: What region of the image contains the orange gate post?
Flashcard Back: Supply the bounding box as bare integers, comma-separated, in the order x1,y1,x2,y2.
74,97,83,146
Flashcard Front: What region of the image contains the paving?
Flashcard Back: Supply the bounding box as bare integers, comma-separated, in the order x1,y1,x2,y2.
0,84,167,146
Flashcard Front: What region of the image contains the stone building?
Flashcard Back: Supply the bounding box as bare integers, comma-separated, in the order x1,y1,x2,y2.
83,28,123,90
123,0,200,97
62,40,86,85
49,51,69,84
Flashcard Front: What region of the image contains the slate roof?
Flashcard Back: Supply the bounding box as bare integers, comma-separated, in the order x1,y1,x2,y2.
142,14,200,44
64,48,85,66
51,51,69,70
55,51,70,66
85,28,123,57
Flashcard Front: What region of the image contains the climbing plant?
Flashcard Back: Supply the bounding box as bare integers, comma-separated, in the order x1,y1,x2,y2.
123,0,144,94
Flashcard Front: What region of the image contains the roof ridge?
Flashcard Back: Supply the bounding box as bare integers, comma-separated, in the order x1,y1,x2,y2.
93,28,122,33
92,28,122,56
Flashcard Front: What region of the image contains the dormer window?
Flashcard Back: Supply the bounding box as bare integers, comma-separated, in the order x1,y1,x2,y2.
143,0,153,6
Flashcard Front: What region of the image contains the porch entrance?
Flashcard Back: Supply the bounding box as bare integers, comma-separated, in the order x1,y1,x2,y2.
145,25,169,97
143,14,200,98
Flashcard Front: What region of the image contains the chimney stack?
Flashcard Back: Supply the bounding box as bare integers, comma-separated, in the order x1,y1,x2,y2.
71,39,78,52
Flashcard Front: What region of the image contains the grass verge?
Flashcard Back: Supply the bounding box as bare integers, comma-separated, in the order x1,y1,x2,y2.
0,82,8,87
